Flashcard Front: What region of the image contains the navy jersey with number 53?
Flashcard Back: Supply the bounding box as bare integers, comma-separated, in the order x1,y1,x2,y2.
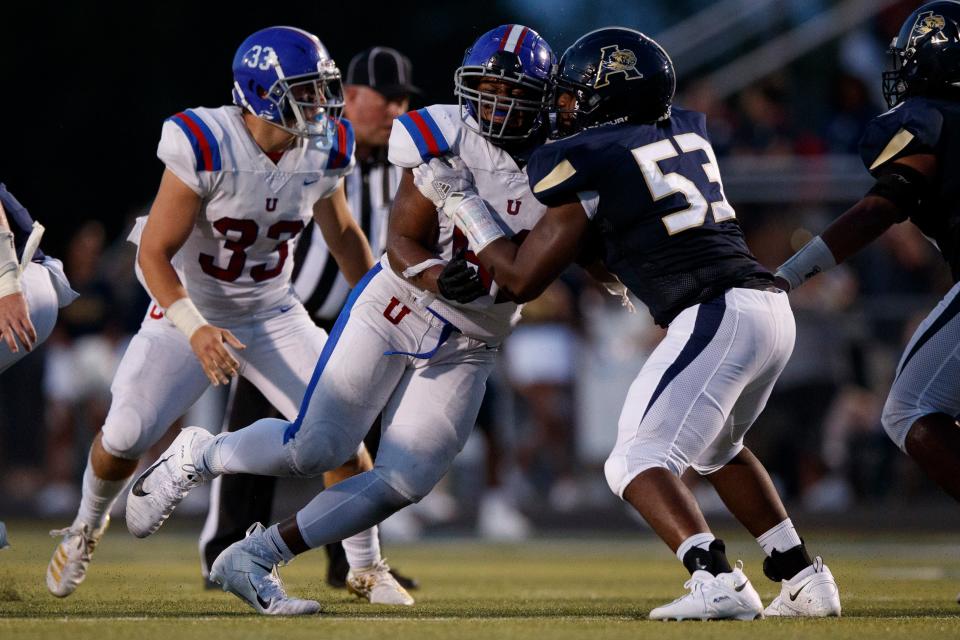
527,108,771,326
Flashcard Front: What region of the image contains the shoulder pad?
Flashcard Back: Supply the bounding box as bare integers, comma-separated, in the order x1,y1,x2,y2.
860,99,943,173
324,118,355,172
670,107,709,135
165,109,223,172
389,106,455,167
528,138,590,207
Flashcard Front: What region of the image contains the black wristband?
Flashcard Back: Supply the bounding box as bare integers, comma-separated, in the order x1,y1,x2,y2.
866,163,929,214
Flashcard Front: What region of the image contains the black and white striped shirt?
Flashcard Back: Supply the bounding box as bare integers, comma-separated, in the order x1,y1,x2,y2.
291,149,402,322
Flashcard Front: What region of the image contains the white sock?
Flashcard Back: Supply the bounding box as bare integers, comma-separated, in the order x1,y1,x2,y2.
342,525,382,569
201,418,293,477
74,453,128,530
676,532,715,563
756,518,802,555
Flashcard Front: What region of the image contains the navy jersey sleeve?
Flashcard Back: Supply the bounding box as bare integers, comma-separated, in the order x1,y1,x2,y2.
528,139,598,210
0,183,45,263
860,99,943,175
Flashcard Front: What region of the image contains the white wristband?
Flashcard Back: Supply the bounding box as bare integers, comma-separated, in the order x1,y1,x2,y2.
402,258,447,279
0,231,22,298
165,297,209,339
449,194,505,253
775,235,836,290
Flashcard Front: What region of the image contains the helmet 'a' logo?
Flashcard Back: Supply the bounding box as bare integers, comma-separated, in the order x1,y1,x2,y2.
594,45,643,88
912,11,948,44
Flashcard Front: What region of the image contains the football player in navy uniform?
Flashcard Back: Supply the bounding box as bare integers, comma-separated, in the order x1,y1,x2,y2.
0,185,77,373
422,27,841,620
778,2,960,511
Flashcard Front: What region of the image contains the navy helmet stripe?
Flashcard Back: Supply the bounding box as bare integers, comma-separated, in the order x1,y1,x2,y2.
641,295,727,422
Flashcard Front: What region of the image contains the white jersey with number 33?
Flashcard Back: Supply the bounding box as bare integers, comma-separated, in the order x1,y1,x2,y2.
153,105,355,323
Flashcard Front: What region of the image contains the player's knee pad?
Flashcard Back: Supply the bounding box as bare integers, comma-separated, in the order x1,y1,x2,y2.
881,394,916,453
604,448,686,498
100,401,161,460
373,430,461,503
287,421,360,477
369,468,416,511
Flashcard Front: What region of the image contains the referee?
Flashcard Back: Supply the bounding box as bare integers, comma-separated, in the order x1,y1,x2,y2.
199,47,418,589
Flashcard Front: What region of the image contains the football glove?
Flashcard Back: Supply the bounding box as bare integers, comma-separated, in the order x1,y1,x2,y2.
412,157,475,209
437,250,487,304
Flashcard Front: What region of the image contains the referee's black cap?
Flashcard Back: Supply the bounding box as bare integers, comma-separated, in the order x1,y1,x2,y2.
345,47,420,98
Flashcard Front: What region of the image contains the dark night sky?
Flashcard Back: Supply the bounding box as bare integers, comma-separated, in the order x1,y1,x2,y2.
1,2,536,256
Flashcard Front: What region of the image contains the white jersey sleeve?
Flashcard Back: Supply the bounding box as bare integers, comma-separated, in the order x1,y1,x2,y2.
156,109,223,197
388,105,463,168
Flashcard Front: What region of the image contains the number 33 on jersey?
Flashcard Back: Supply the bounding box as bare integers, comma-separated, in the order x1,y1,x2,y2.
140,105,355,323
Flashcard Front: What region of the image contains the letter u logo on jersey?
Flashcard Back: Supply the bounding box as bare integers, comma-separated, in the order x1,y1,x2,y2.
383,297,412,325
265,198,278,212
507,199,522,215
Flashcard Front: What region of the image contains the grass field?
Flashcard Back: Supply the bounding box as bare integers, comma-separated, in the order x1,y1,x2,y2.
1,521,959,639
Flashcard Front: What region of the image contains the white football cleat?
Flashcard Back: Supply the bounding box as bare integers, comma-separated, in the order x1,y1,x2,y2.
649,562,764,621
764,557,841,617
347,559,415,606
126,427,212,538
476,490,531,541
46,516,110,597
210,523,320,616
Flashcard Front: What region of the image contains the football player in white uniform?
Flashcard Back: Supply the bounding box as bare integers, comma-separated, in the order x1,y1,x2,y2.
126,25,556,615
47,26,403,612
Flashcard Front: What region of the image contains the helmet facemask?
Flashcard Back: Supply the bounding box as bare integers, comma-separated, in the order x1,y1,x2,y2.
551,78,599,138
236,59,345,140
882,42,910,108
455,65,550,141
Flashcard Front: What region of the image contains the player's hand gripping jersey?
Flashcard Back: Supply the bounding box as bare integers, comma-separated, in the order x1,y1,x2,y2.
144,106,355,322
528,108,772,327
860,97,960,281
387,105,546,343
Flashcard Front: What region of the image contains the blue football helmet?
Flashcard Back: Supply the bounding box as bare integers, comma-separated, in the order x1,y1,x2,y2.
454,25,554,142
231,26,344,139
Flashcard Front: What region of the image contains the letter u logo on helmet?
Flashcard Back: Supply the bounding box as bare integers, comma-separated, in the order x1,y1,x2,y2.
453,24,555,143
231,26,345,141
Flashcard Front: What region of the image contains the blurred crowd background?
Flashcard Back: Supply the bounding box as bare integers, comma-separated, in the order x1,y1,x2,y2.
1,0,953,538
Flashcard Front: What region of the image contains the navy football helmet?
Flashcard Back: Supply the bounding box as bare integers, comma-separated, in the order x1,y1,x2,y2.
883,1,960,107
454,25,555,141
552,27,675,137
231,26,344,140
